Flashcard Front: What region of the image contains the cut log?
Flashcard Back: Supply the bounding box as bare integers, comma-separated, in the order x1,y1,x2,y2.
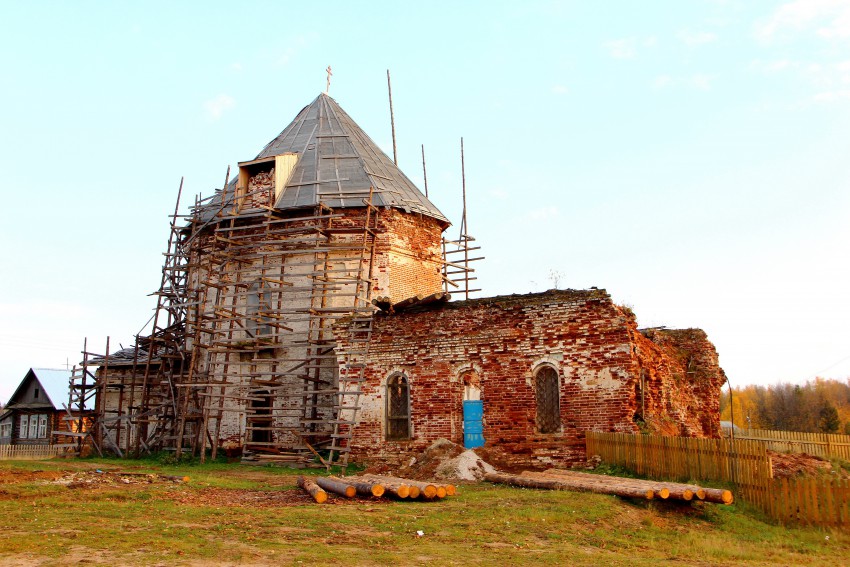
297,476,328,504
535,469,727,504
522,471,656,499
390,294,425,311
361,474,437,499
444,484,457,496
537,470,669,499
486,472,654,500
331,476,385,497
702,487,734,505
667,487,694,501
417,485,448,500
355,475,410,498
316,476,356,498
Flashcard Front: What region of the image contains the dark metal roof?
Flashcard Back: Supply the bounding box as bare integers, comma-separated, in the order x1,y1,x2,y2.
253,93,448,223
87,346,158,367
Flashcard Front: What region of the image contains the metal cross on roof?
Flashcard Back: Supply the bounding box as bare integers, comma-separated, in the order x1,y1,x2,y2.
325,65,333,94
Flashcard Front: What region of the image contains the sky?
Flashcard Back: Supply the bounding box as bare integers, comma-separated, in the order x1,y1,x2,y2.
1,0,849,402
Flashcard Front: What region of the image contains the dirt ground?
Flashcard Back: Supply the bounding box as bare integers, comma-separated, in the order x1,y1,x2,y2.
768,451,850,479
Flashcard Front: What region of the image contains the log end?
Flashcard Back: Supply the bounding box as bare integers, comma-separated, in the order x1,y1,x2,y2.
345,486,356,498
315,490,328,504
645,490,654,500
721,490,733,505
682,489,694,501
423,485,438,499
408,486,421,499
445,484,457,496
436,486,447,499
398,486,411,499
657,488,670,499
696,489,707,500
371,484,386,498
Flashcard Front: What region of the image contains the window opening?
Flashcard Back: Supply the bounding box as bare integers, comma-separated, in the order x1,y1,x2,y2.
535,366,561,433
386,374,411,440
461,370,481,401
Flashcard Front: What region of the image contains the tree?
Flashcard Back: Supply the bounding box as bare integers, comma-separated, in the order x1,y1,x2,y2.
819,403,841,433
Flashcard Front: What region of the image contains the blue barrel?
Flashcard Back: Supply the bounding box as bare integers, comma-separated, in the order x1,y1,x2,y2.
463,400,485,449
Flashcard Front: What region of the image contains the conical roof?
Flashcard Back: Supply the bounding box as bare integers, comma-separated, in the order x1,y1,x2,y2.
255,93,448,224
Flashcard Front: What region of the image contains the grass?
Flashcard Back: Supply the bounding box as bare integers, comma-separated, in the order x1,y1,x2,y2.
0,458,847,566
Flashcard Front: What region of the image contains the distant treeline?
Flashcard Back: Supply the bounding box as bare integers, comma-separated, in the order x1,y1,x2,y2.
720,378,850,435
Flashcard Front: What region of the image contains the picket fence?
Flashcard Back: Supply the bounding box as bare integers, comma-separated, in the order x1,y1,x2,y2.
721,427,850,461
586,431,850,527
0,445,71,460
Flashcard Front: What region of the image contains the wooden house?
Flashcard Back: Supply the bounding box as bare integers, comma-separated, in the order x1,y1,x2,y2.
0,368,78,446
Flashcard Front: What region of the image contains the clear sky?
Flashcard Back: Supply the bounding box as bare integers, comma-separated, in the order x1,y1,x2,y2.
1,0,849,402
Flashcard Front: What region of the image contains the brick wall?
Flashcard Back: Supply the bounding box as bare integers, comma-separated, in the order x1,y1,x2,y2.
337,289,726,469
633,327,726,437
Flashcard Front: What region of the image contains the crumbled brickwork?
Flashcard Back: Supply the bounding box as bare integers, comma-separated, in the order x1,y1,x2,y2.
337,289,726,469
632,327,726,437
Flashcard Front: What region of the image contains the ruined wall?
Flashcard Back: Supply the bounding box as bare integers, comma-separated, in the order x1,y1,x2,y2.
338,289,728,469
339,289,641,469
632,327,726,438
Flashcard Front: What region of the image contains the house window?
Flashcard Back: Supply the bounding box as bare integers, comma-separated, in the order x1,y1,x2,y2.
386,374,411,440
19,415,29,439
34,388,40,399
38,415,48,438
535,366,561,433
0,422,11,438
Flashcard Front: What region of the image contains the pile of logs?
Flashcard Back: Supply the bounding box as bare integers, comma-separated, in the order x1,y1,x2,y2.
372,292,450,313
297,474,456,504
484,469,733,505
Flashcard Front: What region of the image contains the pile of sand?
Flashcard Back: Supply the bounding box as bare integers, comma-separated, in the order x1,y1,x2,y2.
435,448,496,481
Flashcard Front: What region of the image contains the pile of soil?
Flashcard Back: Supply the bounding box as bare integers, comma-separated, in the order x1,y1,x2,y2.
769,451,849,479
386,439,496,481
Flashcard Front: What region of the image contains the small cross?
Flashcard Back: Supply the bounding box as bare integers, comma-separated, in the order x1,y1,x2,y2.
325,65,333,94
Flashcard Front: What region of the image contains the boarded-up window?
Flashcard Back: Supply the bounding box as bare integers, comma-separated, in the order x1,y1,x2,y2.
386,374,411,440
246,283,271,338
535,366,560,433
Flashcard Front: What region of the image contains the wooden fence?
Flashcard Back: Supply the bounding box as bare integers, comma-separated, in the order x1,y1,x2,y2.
0,445,71,460
586,431,850,527
721,427,850,461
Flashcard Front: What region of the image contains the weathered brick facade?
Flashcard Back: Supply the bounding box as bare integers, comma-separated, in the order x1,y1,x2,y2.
88,92,726,465
336,289,726,469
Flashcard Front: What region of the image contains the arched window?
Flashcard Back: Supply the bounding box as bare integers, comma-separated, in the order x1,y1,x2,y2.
386,374,411,440
535,366,560,433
